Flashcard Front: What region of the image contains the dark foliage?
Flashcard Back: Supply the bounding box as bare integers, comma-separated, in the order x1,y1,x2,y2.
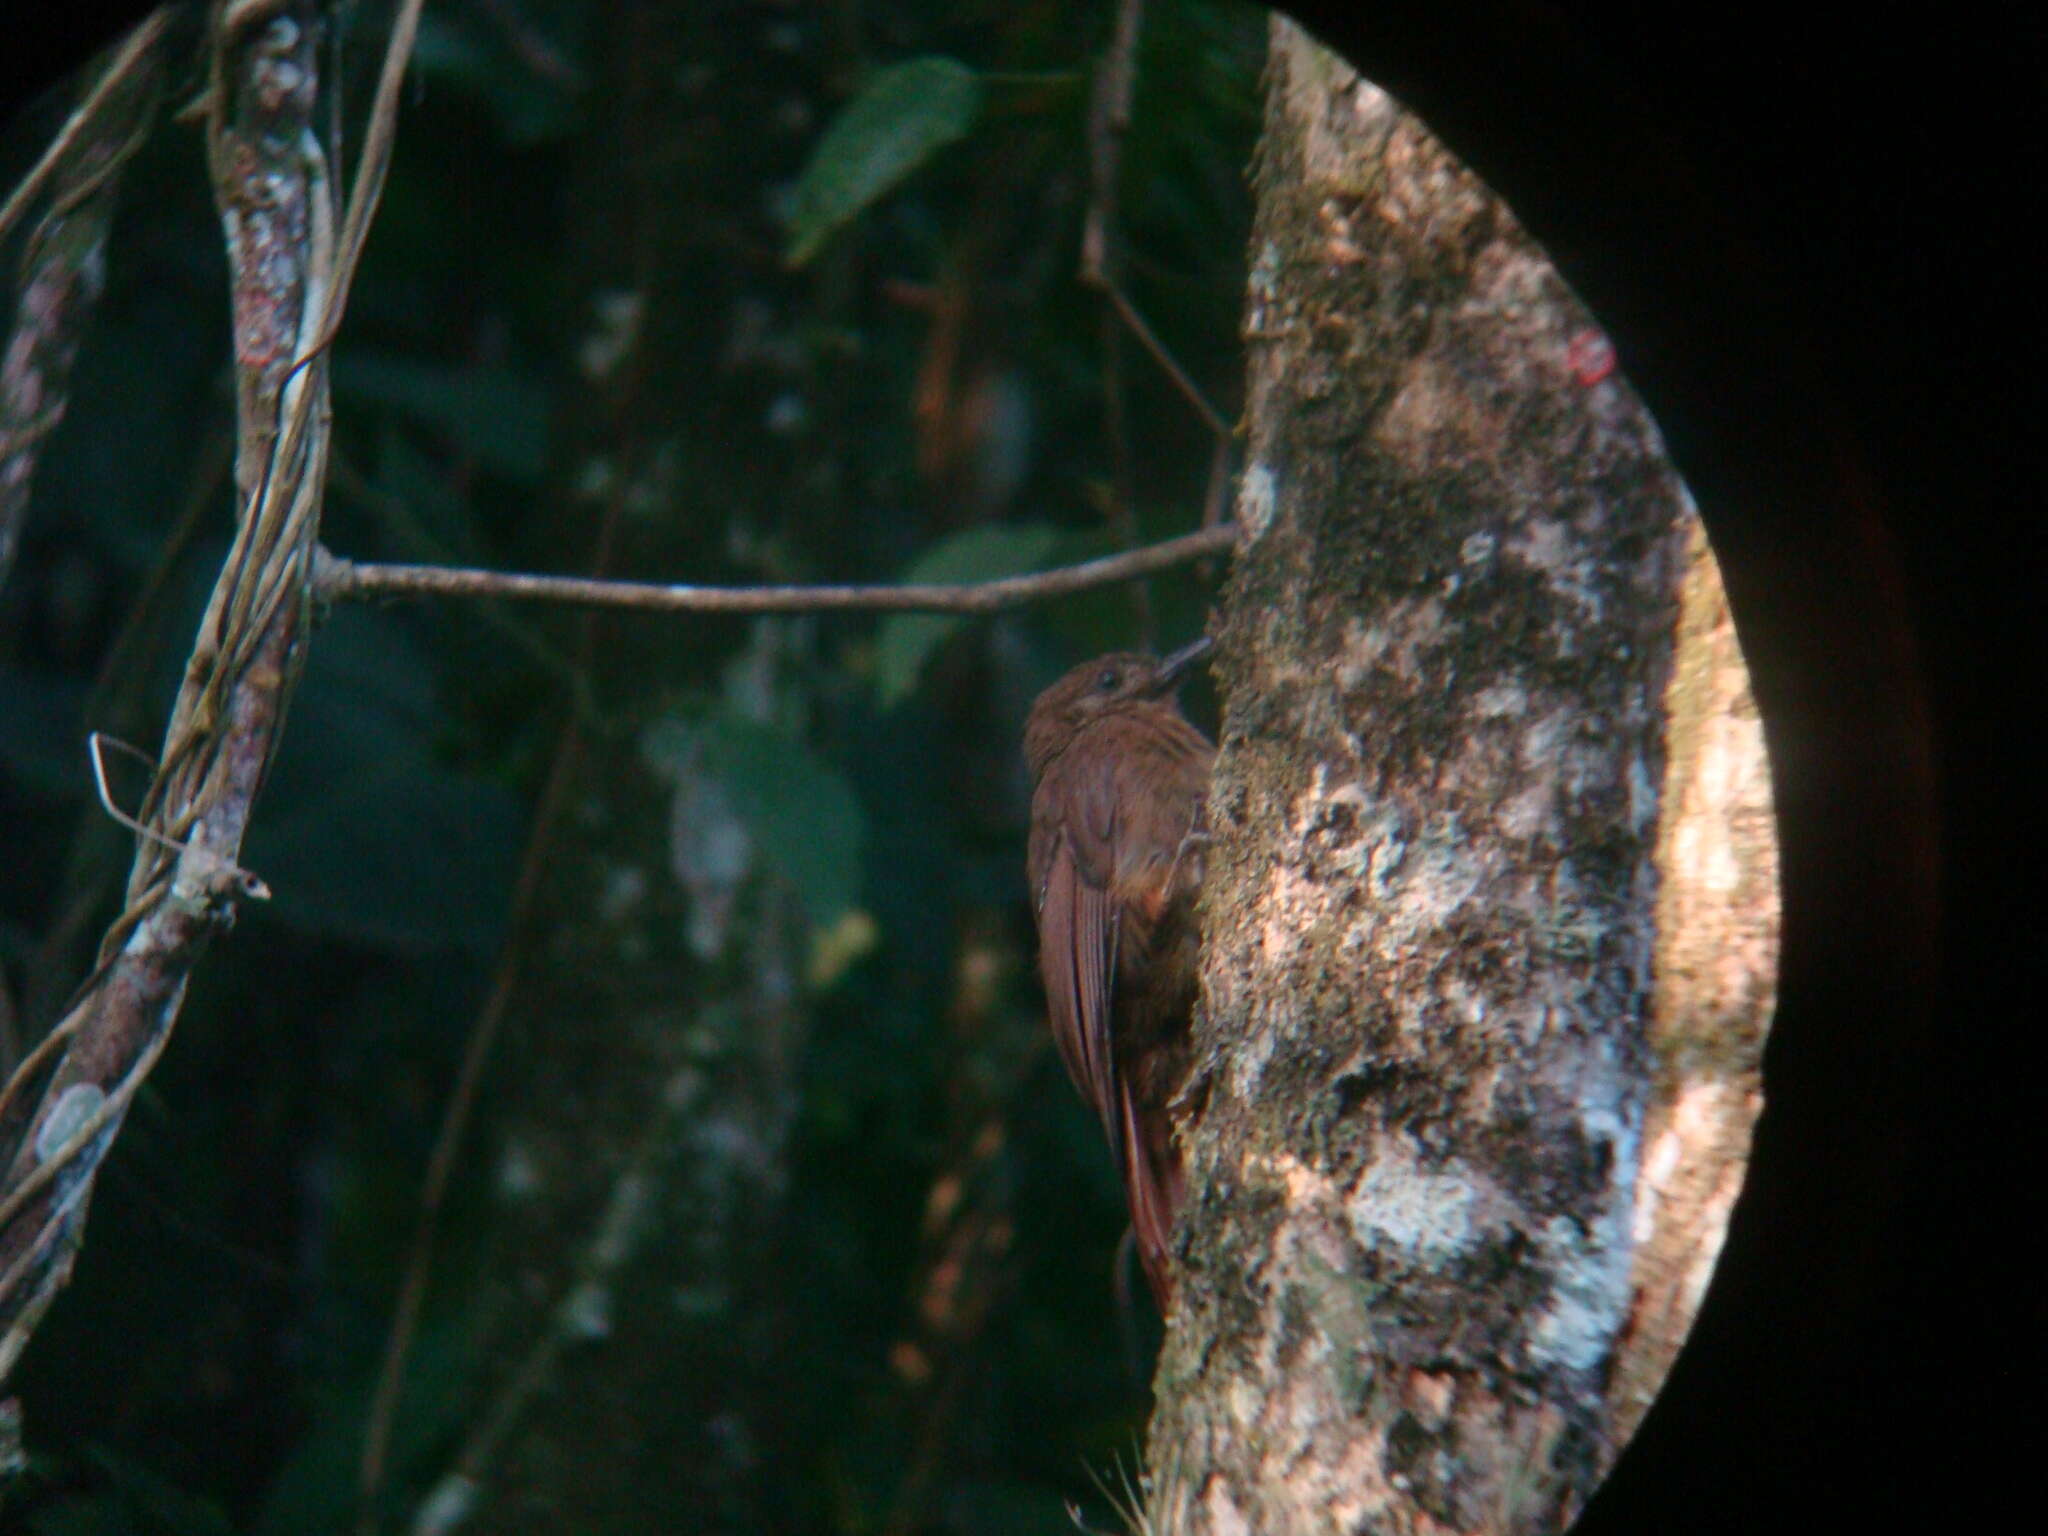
0,2,1261,1530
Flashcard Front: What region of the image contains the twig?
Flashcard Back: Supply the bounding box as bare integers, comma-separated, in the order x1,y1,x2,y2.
0,3,333,1381
87,732,269,895
1200,437,1231,531
0,10,171,248
362,256,644,1529
1073,0,1239,446
0,9,169,594
0,0,417,1389
1098,309,1155,647
1100,281,1232,441
316,523,1238,616
13,424,231,1046
322,0,426,343
1083,0,1154,645
326,444,597,716
472,0,586,89
1080,0,1144,291
1074,0,1235,645
355,722,584,1532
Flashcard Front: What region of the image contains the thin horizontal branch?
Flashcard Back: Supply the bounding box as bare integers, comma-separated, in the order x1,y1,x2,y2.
315,522,1239,616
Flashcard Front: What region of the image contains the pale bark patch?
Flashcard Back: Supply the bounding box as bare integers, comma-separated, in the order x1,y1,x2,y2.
1151,19,1774,1532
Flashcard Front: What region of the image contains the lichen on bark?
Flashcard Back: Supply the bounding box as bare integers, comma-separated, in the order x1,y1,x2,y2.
1148,19,1773,1534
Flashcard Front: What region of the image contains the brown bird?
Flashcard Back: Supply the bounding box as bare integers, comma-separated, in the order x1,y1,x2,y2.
1024,637,1214,1308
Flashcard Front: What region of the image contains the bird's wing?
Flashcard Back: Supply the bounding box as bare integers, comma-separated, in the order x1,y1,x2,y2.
1035,827,1125,1163
1031,755,1126,1164
1029,726,1206,1311
1038,823,1171,1302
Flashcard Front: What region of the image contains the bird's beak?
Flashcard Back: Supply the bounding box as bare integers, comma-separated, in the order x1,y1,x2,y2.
1152,635,1214,692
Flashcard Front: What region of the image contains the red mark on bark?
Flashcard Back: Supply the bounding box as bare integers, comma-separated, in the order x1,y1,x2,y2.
1568,329,1617,387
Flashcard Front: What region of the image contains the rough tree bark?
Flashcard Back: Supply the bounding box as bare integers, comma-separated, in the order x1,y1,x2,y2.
1148,21,1774,1534
0,0,330,1388
417,714,808,1536
0,12,168,599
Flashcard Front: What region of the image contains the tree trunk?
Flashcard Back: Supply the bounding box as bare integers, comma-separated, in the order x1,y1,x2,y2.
442,715,808,1536
1148,20,1773,1533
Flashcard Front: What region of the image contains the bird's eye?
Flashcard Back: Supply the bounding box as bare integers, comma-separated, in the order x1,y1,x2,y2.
1096,667,1120,692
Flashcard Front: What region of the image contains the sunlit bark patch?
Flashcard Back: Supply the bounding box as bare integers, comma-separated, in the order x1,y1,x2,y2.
1151,17,1776,1535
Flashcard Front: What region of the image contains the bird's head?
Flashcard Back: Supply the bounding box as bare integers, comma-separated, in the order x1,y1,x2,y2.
1023,635,1213,779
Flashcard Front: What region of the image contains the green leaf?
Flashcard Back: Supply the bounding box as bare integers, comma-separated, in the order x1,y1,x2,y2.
697,714,868,928
874,523,1061,706
335,356,551,481
784,57,982,266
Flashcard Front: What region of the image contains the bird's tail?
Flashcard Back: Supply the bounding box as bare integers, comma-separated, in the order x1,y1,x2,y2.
1120,1087,1183,1310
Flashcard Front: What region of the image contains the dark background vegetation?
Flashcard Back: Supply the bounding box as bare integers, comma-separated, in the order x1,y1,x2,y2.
2,1,2034,1532
1,2,1259,1529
